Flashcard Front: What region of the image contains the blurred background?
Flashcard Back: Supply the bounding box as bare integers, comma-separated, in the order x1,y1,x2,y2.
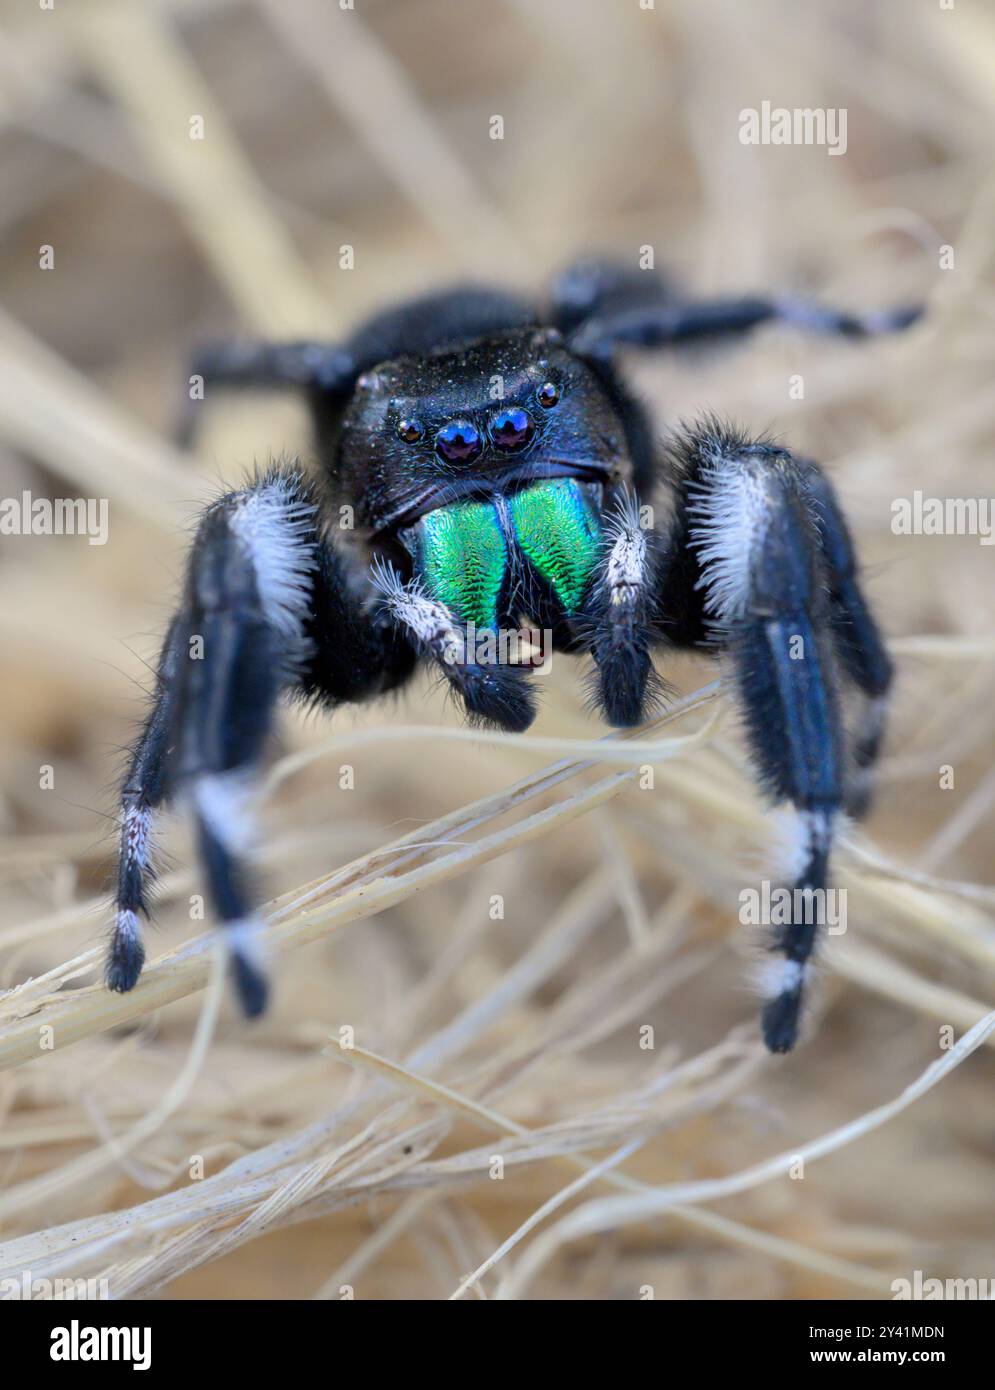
0,0,993,1300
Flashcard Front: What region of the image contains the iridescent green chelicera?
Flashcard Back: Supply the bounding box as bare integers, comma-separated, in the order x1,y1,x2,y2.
418,500,508,630
508,479,601,615
415,480,602,627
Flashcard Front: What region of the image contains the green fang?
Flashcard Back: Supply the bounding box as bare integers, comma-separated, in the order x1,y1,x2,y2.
418,500,507,630
508,479,602,615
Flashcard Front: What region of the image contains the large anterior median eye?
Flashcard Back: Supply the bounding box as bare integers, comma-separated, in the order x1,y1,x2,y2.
489,406,535,451
435,419,482,463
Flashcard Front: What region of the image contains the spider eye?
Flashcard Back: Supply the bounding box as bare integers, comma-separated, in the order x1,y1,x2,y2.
435,419,482,464
397,417,425,444
489,406,535,452
537,381,560,409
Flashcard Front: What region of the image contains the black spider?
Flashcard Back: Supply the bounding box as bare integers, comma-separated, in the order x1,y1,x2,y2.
110,260,921,1052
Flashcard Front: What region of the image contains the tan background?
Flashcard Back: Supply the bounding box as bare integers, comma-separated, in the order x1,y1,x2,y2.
0,0,993,1300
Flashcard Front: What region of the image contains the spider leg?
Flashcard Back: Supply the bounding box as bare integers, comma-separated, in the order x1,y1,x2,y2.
110,466,415,1014
181,288,535,447
657,422,852,1053
570,296,923,360
109,615,184,994
547,258,675,335
555,259,921,361
178,341,357,446
797,460,893,817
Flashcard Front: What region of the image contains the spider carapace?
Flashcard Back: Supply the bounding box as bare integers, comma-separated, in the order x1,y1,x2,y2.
111,260,920,1052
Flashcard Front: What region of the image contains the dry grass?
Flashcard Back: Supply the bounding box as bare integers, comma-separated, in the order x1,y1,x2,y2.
0,0,993,1301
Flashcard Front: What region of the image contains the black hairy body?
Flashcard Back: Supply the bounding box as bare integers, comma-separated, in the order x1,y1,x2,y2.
112,259,919,1051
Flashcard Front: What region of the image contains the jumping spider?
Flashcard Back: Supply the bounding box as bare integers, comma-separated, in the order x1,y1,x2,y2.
111,260,920,1052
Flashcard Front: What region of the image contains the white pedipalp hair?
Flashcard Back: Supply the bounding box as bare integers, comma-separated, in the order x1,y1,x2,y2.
229,476,317,647
370,558,463,663
601,489,649,604
687,448,769,624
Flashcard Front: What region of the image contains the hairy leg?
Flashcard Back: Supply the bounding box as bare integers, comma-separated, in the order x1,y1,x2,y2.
797,460,893,816
110,466,415,1012
656,422,855,1051
555,258,921,361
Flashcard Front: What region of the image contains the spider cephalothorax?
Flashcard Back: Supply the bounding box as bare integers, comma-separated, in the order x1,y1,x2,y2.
336,326,624,531
113,261,919,1051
